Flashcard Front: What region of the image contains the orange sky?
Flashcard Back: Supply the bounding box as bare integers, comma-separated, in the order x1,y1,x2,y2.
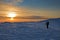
0,17,47,22
0,3,60,18
0,0,60,22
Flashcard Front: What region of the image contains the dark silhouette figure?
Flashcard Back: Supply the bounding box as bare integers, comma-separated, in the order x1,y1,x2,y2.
46,21,49,29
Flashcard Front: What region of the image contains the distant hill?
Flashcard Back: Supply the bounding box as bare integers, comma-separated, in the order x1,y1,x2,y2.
38,18,60,22
37,18,60,30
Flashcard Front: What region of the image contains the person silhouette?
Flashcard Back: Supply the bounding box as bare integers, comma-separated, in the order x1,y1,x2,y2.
46,21,49,29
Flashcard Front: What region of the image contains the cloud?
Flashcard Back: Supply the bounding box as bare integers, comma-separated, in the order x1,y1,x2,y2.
0,0,24,3
10,0,24,3
0,0,24,5
14,16,48,19
0,4,50,19
15,0,24,2
0,2,60,18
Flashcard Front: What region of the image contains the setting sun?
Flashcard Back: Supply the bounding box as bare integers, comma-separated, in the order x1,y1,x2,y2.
7,11,17,20
8,12,16,18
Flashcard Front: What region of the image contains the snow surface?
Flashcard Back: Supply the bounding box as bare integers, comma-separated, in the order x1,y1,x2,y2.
0,18,60,40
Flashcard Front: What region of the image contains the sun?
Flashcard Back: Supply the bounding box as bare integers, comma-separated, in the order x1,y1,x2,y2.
8,12,16,18
7,11,16,20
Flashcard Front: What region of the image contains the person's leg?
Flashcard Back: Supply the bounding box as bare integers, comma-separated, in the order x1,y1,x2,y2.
46,22,49,29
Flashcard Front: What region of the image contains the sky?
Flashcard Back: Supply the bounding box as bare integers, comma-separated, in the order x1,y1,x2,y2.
0,0,60,22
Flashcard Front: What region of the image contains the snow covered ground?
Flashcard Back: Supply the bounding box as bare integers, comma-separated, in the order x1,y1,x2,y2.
0,18,60,40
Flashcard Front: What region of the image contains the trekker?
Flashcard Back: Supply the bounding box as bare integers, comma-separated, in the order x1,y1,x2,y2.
46,21,49,29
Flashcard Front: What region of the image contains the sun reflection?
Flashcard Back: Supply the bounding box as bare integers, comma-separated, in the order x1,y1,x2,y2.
10,17,14,20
